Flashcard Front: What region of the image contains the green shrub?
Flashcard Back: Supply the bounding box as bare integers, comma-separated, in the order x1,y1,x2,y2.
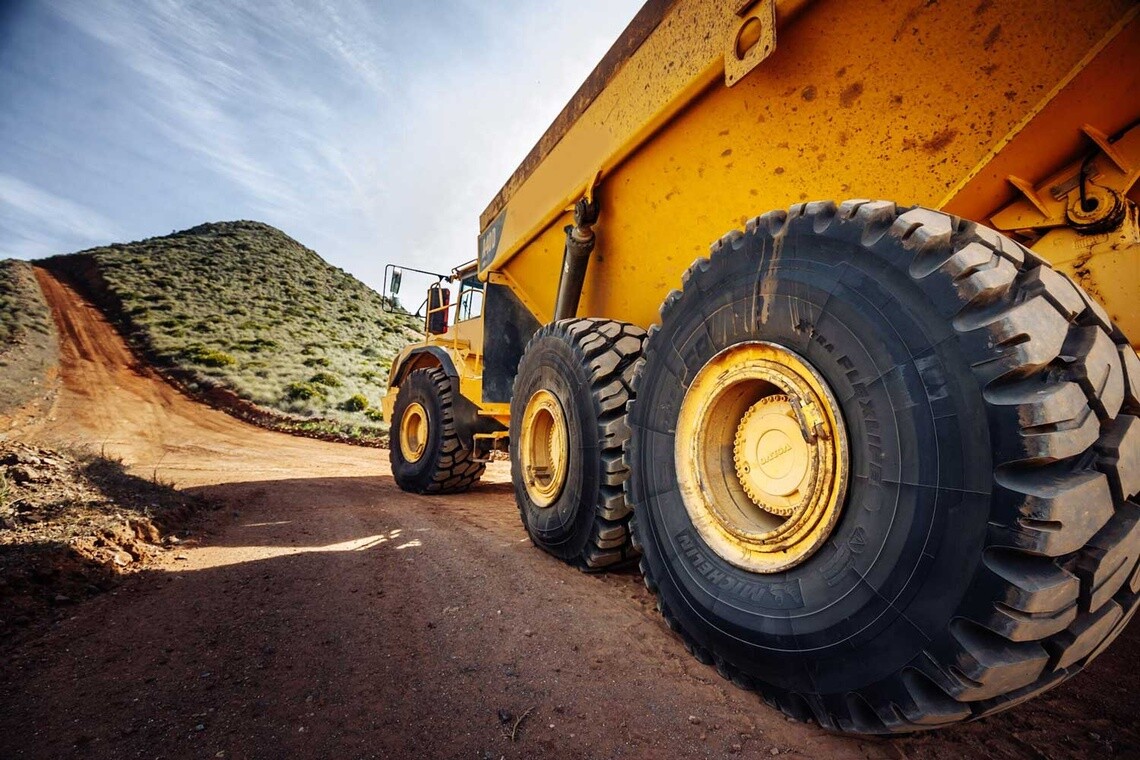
286,381,327,400
364,407,384,422
309,371,342,387
341,393,369,412
183,346,236,367
303,356,330,368
241,337,278,352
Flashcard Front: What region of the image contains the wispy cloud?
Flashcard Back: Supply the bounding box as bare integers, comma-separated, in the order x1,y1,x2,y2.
0,173,122,257
46,0,325,214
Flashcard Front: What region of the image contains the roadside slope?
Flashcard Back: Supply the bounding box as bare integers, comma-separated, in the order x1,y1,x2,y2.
0,259,58,423
42,220,420,442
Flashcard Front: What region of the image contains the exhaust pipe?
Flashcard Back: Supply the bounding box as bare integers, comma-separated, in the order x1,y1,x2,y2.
553,197,599,321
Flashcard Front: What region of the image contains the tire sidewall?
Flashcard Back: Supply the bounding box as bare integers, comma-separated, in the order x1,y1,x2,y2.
390,370,447,492
631,215,994,695
510,329,600,559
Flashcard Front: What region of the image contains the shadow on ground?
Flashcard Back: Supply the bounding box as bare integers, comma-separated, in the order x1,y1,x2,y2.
0,444,212,639
1,472,1136,760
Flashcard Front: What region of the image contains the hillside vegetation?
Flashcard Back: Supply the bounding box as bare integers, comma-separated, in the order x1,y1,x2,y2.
0,259,58,415
46,221,420,439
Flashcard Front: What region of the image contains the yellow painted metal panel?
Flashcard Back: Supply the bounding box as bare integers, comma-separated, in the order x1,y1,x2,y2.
484,1,813,276
940,9,1140,223
490,0,1134,330
392,0,1138,416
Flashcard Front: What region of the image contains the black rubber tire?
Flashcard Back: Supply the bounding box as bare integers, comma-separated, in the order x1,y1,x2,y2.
510,318,646,570
390,367,485,494
625,200,1140,734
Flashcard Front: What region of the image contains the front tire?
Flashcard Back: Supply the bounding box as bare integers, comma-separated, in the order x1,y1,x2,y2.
626,200,1140,733
390,367,485,494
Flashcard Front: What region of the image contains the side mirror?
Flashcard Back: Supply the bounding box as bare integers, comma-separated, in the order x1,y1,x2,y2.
389,268,403,296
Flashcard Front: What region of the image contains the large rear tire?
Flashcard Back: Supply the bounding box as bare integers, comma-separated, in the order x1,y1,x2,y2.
390,367,485,494
511,318,646,569
625,200,1140,733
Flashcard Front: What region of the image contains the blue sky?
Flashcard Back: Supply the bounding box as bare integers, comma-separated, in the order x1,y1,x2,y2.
0,0,641,290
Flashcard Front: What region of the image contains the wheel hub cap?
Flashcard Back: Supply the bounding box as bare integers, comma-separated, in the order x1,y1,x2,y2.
519,389,569,508
733,395,812,513
675,342,849,573
399,401,428,463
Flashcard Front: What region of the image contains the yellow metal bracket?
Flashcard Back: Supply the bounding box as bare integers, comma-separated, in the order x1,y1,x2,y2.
473,430,510,463
582,170,602,207
990,122,1140,345
991,123,1140,232
725,0,777,87
1083,124,1132,175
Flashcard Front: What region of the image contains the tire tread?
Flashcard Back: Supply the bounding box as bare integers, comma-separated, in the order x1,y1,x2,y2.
390,367,485,494
514,318,646,570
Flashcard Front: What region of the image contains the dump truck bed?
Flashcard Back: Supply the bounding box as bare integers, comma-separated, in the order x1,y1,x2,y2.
477,0,1139,332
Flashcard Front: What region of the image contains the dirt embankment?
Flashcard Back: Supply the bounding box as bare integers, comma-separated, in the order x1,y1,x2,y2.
0,441,209,638
25,267,379,473
0,268,1137,760
0,259,58,423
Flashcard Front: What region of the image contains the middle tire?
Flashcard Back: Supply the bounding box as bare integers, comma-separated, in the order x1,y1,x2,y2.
510,318,646,569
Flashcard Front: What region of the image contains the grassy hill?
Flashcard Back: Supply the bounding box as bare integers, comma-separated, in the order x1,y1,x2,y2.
44,221,420,441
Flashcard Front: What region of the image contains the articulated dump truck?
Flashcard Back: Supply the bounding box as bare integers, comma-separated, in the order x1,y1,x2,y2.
380,0,1140,733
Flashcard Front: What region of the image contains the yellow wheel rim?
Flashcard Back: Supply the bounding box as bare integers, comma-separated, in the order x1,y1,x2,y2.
675,342,849,573
519,389,569,508
399,401,429,463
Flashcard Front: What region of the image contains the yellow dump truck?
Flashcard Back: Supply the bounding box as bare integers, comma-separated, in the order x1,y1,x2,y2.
381,0,1140,733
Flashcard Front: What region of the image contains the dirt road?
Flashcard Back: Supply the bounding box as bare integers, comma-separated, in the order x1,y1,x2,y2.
2,270,1137,759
